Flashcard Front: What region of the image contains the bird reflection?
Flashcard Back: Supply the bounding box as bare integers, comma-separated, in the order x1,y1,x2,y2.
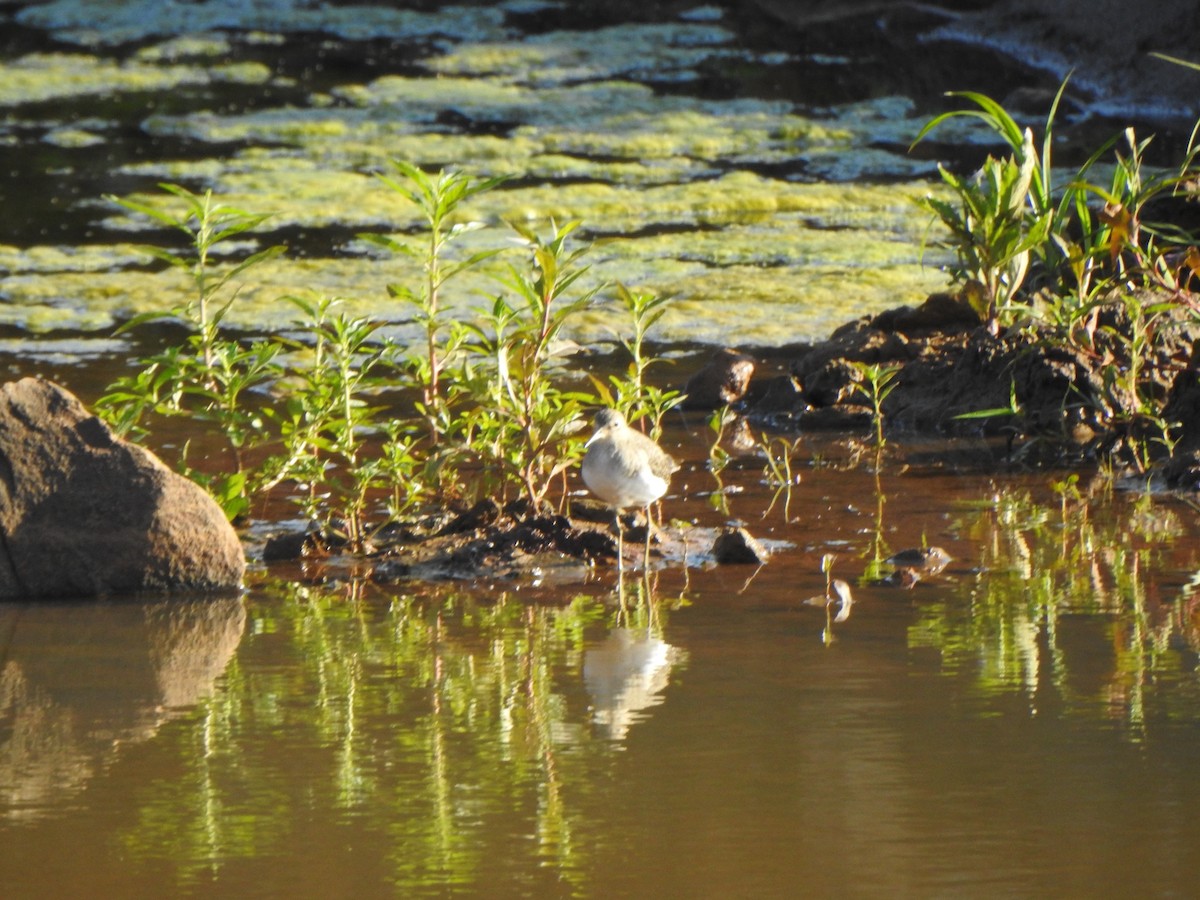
583,628,685,741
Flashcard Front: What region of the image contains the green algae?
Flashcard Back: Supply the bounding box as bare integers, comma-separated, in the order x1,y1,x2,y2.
531,108,849,163
43,126,107,148
11,154,954,343
16,0,512,45
134,35,234,62
0,243,148,274
0,254,944,346
427,21,741,85
3,2,970,347
0,337,130,362
0,52,273,106
1,175,951,345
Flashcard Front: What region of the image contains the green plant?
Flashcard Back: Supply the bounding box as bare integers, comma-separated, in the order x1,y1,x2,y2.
848,361,900,446
953,378,1022,422
599,285,684,437
703,406,734,515
263,294,396,550
913,83,1111,332
760,434,798,521
109,184,284,372
805,553,853,645
914,85,1200,334
915,128,1051,332
93,164,686,547
456,219,598,511
361,161,508,444
96,183,285,518
1093,292,1184,473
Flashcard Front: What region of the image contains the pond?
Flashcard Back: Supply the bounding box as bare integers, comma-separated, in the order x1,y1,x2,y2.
0,0,1051,347
4,418,1200,897
4,0,1200,896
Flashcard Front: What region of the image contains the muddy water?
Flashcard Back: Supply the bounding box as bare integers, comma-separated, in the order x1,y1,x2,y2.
4,408,1200,897
5,1,1200,895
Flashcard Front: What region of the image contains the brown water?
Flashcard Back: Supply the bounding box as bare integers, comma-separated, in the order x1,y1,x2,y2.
4,2,1200,894
4,413,1200,898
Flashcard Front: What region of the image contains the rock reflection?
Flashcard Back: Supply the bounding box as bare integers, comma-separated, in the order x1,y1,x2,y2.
0,596,245,819
583,627,685,740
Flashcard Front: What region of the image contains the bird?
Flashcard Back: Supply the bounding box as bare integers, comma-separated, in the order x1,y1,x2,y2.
581,408,679,573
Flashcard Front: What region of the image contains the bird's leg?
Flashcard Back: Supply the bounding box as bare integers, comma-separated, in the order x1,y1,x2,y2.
642,503,653,571
614,509,624,577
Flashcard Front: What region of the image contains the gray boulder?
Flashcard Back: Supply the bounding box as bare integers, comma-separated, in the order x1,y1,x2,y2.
0,378,245,598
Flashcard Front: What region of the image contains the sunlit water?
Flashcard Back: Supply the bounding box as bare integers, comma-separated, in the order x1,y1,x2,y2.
4,419,1200,897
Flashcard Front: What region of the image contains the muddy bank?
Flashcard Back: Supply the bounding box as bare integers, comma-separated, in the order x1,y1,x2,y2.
732,289,1200,488
258,287,1200,585
258,496,747,586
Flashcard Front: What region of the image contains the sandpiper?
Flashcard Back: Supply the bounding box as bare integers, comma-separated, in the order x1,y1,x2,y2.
581,408,679,572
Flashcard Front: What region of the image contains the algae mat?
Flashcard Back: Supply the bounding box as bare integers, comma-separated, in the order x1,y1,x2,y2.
0,0,978,347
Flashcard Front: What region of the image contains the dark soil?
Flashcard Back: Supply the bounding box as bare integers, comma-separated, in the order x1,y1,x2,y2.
743,289,1200,483
260,496,727,584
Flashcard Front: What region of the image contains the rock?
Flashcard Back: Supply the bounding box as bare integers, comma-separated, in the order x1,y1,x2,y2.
682,348,756,409
801,358,861,407
0,377,245,599
751,374,804,413
712,526,770,565
754,281,1200,468
871,292,981,335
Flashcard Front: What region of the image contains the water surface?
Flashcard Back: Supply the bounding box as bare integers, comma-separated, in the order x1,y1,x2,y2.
4,425,1200,897
4,3,1200,896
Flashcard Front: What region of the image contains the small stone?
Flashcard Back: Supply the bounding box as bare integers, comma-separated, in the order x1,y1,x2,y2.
752,374,804,413
712,526,769,565
682,348,756,409
871,292,981,334
262,529,326,562
886,546,952,575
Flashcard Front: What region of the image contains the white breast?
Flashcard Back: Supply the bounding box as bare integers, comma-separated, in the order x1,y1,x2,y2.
582,441,669,509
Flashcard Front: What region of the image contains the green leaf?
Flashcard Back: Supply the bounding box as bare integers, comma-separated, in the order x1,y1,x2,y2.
952,406,1019,420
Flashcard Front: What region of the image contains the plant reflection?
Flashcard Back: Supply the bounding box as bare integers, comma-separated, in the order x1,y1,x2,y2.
109,577,686,890
803,553,855,646
910,483,1200,740
855,448,899,585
